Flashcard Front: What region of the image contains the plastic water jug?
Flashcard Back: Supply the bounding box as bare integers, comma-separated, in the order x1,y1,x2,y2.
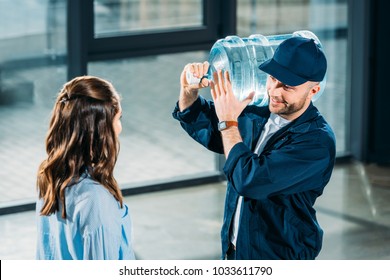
187,30,326,106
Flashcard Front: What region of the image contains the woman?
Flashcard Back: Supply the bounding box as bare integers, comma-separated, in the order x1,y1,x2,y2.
36,76,135,260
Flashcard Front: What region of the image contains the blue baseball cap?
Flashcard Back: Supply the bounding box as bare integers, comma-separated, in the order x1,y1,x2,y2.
258,36,327,86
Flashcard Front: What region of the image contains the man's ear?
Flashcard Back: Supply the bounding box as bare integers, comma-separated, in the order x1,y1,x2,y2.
310,83,321,98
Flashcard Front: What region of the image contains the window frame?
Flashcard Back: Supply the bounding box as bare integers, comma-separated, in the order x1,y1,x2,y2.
67,0,237,78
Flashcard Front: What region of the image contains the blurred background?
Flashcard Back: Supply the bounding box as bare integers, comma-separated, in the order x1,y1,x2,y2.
0,0,389,260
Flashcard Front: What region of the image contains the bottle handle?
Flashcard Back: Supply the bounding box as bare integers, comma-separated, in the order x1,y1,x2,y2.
186,71,210,85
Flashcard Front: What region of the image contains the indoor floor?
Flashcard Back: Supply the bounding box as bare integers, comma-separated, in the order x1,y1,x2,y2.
1,160,389,260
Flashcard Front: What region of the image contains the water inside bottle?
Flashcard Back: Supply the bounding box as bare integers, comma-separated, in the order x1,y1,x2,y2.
187,30,327,106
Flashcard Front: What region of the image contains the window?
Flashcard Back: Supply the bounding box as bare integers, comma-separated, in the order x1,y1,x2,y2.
94,0,204,37
0,0,68,208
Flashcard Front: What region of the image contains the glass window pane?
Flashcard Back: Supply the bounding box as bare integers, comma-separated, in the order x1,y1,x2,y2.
88,52,217,187
0,0,67,61
0,0,68,207
237,0,349,156
94,0,203,37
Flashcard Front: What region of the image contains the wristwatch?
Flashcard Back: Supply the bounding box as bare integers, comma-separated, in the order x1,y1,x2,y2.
218,121,238,131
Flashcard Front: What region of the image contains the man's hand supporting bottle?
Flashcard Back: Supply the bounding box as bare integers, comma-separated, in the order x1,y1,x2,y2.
179,61,254,158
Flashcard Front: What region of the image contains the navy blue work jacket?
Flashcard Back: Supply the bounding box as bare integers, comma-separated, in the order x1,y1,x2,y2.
172,96,336,260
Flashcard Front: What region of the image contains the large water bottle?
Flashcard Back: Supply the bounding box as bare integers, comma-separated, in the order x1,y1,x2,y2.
187,30,326,106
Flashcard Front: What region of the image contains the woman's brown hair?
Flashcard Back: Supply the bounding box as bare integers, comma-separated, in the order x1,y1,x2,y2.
37,76,123,218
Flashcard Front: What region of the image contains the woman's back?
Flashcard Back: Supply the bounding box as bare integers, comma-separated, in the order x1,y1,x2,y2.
36,170,135,260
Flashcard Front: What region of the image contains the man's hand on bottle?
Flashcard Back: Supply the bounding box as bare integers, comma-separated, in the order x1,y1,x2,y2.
210,69,254,122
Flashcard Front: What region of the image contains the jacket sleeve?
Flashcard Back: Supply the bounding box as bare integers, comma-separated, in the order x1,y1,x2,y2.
223,128,336,200
172,96,224,154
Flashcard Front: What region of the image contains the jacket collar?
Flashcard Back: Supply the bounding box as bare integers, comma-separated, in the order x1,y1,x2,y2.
288,102,320,133
240,102,320,150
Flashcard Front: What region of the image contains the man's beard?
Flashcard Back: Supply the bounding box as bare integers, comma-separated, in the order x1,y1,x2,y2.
268,92,308,118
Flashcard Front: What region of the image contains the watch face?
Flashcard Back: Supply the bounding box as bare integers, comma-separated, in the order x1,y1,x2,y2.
218,121,227,131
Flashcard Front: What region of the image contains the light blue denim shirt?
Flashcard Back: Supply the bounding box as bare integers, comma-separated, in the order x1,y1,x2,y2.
36,171,136,260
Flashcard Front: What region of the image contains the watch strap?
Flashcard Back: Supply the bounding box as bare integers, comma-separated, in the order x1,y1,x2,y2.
218,121,238,131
